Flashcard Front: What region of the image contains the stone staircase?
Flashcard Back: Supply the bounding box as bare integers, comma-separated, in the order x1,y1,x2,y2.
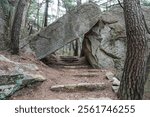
47,58,115,100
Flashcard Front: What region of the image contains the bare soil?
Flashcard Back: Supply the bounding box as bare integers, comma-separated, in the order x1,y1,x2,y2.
2,51,150,100
4,53,118,100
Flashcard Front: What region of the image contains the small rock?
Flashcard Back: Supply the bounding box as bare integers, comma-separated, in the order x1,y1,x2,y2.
112,85,119,93
106,71,114,81
101,70,107,72
112,77,120,86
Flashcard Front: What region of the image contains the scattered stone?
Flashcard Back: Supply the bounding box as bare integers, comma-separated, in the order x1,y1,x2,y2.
112,85,119,93
105,71,114,81
112,77,120,86
50,83,107,92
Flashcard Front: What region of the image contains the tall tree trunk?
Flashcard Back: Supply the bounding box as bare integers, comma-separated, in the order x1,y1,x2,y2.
57,0,60,18
118,0,148,100
11,0,26,54
44,0,49,27
21,0,31,28
74,39,79,56
36,0,40,30
77,0,81,5
74,0,81,56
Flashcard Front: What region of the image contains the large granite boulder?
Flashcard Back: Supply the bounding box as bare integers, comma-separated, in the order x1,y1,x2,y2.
82,8,126,71
82,6,150,75
0,54,46,99
20,3,101,59
81,6,150,93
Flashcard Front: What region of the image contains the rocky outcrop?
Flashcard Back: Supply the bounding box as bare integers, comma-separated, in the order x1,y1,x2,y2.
82,6,150,93
0,54,46,99
82,6,150,77
82,7,126,71
20,3,101,59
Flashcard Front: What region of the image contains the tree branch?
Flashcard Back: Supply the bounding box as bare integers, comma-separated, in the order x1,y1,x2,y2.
117,0,124,9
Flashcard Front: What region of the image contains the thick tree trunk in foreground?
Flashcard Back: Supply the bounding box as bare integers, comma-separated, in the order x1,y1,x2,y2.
118,0,148,99
11,0,26,54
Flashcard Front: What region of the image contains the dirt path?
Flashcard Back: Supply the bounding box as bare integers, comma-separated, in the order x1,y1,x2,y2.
9,56,117,100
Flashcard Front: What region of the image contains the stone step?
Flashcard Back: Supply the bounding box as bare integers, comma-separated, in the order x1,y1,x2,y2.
50,83,107,92
60,56,79,63
73,74,99,78
80,97,112,100
60,56,79,59
62,65,90,69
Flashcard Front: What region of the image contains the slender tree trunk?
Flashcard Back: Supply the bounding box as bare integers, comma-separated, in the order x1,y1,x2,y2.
118,0,148,100
11,0,26,54
74,40,78,56
57,0,60,18
36,0,40,30
44,0,49,27
77,0,81,5
74,0,81,56
21,0,30,28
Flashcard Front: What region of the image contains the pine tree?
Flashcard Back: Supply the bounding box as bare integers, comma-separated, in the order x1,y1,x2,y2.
118,0,148,100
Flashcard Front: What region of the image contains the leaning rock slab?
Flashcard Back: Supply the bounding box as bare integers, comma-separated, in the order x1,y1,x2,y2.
50,83,107,92
20,3,101,59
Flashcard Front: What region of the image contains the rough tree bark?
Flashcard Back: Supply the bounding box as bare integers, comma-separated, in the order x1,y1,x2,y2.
11,0,26,54
118,0,148,99
44,0,49,27
36,0,40,30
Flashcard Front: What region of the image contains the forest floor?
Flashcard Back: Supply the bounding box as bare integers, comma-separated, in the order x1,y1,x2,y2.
8,54,117,100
